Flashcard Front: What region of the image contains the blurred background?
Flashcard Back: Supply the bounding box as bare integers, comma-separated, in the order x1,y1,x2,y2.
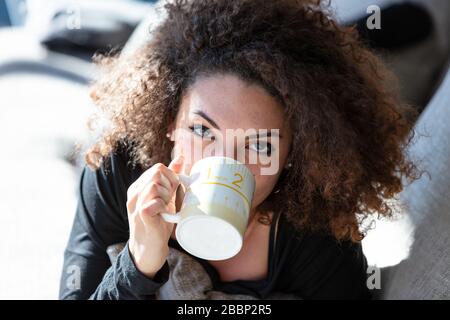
0,0,449,299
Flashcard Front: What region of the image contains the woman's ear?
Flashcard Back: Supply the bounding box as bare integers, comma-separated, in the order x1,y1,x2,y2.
166,122,175,141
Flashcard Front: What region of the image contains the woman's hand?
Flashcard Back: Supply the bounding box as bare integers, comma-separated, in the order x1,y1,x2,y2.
127,154,185,278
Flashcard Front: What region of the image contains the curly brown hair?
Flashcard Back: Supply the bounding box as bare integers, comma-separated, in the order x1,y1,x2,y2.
85,0,422,243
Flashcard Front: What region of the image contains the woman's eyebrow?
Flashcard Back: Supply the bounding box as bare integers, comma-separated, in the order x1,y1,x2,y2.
191,109,283,139
191,109,220,129
247,131,283,140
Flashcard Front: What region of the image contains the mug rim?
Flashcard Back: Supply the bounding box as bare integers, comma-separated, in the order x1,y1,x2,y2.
175,214,243,260
190,156,255,179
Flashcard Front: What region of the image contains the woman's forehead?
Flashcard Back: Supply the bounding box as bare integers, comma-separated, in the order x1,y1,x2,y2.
179,74,291,134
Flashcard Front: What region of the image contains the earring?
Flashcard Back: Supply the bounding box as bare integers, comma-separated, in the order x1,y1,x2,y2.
166,133,171,139
285,162,292,169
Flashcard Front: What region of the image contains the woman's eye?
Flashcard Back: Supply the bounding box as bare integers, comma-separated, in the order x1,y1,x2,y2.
248,141,272,156
189,124,214,140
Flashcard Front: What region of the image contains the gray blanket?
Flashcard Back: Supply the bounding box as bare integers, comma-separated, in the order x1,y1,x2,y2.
107,243,301,300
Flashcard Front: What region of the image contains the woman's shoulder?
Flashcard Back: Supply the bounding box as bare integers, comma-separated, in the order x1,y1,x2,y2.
80,139,145,219
275,214,371,299
275,212,362,253
69,139,146,254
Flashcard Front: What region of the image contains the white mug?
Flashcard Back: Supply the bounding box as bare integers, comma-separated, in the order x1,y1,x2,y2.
161,156,256,260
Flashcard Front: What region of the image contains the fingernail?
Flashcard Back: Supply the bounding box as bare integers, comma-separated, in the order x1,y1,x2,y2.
174,154,184,163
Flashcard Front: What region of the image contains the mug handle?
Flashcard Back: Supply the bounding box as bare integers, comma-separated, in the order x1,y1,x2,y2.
160,173,191,224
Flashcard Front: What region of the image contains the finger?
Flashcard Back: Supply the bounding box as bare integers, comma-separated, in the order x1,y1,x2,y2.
158,159,184,191
168,155,187,205
158,172,172,190
150,166,179,194
137,182,171,209
129,164,173,199
139,198,167,225
126,172,170,211
146,163,180,191
168,154,185,175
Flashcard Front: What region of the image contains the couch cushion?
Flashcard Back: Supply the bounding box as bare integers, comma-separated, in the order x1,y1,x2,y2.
379,62,450,299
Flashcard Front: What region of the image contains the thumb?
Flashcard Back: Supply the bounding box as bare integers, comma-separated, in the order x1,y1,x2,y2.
168,154,185,175
166,154,185,211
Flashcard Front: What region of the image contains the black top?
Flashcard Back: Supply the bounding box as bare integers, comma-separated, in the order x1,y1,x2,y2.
59,143,372,300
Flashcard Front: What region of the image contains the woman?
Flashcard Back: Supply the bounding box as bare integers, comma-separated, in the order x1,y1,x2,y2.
59,0,420,300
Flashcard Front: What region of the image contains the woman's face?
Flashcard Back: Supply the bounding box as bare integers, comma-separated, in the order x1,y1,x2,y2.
167,73,292,210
